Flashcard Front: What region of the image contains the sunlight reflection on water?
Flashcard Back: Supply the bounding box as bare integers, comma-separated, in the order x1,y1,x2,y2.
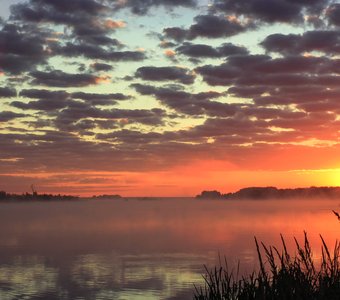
0,198,339,299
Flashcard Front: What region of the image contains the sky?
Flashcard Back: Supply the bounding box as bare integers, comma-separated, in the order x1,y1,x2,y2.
1,0,340,196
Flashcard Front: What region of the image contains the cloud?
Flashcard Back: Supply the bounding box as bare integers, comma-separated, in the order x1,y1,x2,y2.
19,89,68,100
0,111,26,122
0,87,16,98
53,104,167,132
164,49,176,59
194,52,340,128
0,23,49,74
11,98,71,111
213,0,329,25
53,42,146,61
135,66,195,84
90,63,114,72
163,14,248,41
261,31,340,55
176,42,248,58
188,14,247,39
71,92,131,101
30,70,102,87
328,4,340,26
12,89,132,111
10,0,105,27
132,83,236,117
10,0,127,49
113,0,197,15
163,27,188,42
196,54,340,87
176,43,219,58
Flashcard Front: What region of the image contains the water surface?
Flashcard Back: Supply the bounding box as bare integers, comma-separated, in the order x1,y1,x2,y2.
0,198,339,299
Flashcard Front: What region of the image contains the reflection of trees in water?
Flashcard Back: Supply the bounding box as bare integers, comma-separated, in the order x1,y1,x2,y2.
70,253,209,299
0,257,58,300
0,252,212,300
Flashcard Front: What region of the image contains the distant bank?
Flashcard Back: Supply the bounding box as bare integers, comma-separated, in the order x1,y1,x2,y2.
196,186,340,200
0,190,79,201
0,191,123,202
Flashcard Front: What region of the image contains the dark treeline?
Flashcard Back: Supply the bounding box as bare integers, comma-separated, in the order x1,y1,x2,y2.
0,190,79,202
196,186,340,200
91,194,122,199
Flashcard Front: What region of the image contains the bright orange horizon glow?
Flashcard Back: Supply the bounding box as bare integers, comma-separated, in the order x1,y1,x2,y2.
2,159,340,197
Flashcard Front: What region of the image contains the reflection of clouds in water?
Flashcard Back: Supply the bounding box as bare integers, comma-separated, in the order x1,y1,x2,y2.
71,254,121,288
70,253,212,300
0,257,57,300
1,199,339,299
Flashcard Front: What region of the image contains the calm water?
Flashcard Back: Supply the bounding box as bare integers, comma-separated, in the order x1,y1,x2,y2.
0,198,340,300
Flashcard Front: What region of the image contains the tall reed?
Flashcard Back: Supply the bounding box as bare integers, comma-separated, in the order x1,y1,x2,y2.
194,232,340,300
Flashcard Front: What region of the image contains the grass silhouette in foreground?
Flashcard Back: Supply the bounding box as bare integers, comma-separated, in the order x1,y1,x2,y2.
194,232,340,300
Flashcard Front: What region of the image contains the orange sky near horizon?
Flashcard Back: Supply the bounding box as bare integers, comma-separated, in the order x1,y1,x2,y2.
2,159,340,197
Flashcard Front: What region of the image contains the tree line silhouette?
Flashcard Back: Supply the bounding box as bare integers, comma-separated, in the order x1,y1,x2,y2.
196,186,340,200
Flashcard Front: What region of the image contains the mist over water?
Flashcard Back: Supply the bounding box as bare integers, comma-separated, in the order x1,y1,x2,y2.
0,198,339,299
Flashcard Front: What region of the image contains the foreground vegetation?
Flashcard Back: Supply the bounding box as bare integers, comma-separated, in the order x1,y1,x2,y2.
194,233,340,300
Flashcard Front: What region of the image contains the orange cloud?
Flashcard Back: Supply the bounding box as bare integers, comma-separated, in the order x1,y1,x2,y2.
104,19,126,29
95,75,111,84
164,49,176,58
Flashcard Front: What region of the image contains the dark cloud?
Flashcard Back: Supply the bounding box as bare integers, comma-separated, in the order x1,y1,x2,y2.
11,98,71,111
135,66,195,84
113,0,196,15
13,89,131,110
176,43,219,58
53,102,167,132
163,14,248,41
261,31,340,55
10,0,125,50
328,4,340,26
10,0,106,31
0,111,26,122
228,86,268,98
0,23,49,74
30,70,101,87
196,54,340,87
194,52,340,130
132,83,235,117
53,43,145,61
71,92,130,106
12,0,105,16
176,42,248,58
163,27,188,42
0,87,16,98
15,89,71,111
213,0,329,25
188,15,247,39
195,54,271,87
90,63,114,72
218,43,249,56
195,62,242,86
71,92,130,101
253,56,328,73
0,130,200,173
20,89,68,100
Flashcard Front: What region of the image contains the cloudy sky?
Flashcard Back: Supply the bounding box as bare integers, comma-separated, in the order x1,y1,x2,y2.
1,0,340,196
